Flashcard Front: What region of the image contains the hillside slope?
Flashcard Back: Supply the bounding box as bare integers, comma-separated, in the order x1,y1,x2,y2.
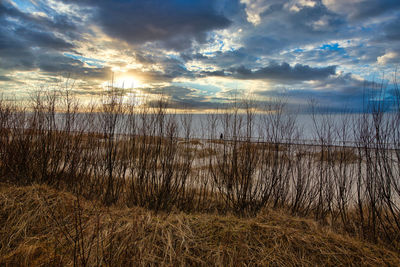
0,183,398,266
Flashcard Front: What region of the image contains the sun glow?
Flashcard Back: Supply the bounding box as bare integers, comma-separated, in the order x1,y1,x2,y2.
112,76,143,89
100,75,146,105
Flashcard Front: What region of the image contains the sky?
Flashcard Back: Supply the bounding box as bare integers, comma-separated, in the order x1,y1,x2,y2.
0,0,399,112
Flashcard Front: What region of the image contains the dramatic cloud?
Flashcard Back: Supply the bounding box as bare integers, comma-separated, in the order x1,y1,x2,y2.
0,2,74,69
206,63,337,81
0,0,399,111
253,72,390,112
62,0,231,50
140,85,221,109
380,16,400,41
322,0,400,21
377,52,400,65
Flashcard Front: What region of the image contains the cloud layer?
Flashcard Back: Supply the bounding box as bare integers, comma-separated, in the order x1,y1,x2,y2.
0,0,399,111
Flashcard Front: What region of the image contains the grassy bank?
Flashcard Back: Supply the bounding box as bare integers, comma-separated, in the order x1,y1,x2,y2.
2,89,400,255
0,182,399,266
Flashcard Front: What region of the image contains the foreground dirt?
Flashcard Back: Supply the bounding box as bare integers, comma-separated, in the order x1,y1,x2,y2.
0,183,398,266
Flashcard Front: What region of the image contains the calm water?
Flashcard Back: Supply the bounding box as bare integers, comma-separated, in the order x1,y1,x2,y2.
50,112,398,146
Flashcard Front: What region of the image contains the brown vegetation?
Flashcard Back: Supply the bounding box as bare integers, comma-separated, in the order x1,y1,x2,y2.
1,183,399,266
0,79,400,264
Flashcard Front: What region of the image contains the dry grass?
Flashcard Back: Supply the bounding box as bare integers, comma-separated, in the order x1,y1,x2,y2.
196,147,218,158
178,139,203,146
313,148,360,164
0,183,399,266
246,142,289,152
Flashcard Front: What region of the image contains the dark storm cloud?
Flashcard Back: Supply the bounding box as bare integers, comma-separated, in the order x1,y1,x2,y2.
240,2,346,56
0,76,13,82
37,53,112,80
0,30,36,72
381,16,400,41
287,4,344,34
0,1,112,83
333,0,400,21
203,62,336,82
14,27,74,50
62,0,231,50
0,2,75,71
0,2,79,38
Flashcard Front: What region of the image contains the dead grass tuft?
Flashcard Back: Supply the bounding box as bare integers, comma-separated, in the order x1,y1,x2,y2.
0,183,398,266
313,148,360,164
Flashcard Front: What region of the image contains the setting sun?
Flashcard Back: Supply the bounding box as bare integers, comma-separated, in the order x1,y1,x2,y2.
101,75,144,91
114,76,143,89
